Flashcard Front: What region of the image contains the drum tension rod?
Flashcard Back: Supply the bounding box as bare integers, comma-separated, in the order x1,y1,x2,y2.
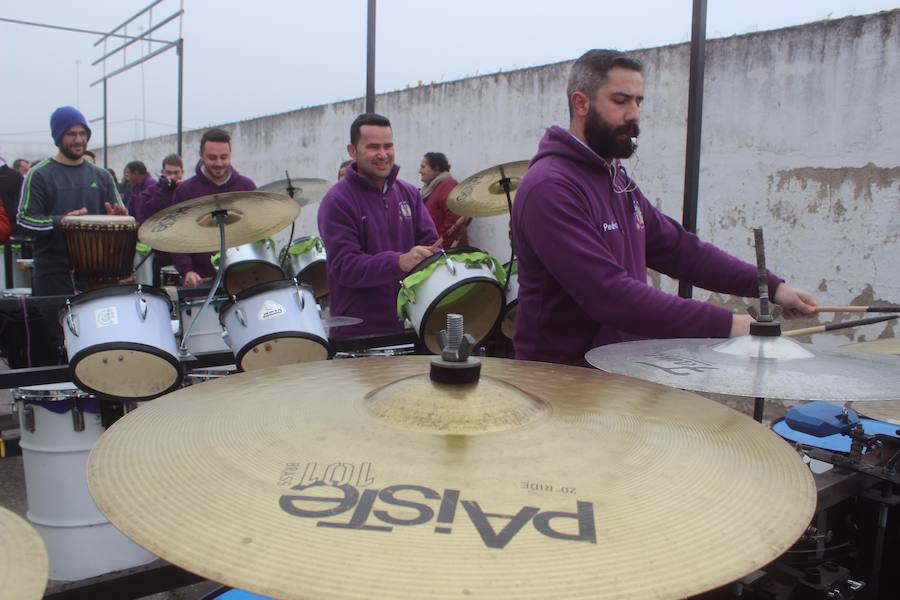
179,210,230,356
430,314,481,385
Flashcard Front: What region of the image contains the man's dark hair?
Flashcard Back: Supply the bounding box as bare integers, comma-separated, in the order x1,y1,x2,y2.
162,153,183,169
337,159,352,179
350,113,391,147
567,49,643,118
200,128,231,153
423,152,451,173
124,160,148,175
12,159,28,171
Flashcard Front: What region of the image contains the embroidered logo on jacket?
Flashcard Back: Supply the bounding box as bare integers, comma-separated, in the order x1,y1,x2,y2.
399,200,412,220
602,222,619,232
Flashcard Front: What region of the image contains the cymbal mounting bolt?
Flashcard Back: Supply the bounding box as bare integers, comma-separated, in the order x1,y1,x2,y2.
447,314,463,351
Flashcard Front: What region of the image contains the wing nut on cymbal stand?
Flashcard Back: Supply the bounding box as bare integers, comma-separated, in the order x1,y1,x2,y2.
430,313,481,385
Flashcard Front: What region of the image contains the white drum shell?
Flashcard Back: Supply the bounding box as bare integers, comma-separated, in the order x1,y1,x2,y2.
403,257,504,353
15,384,155,580
223,241,281,272
220,282,329,370
61,287,181,399
285,242,327,279
179,299,230,354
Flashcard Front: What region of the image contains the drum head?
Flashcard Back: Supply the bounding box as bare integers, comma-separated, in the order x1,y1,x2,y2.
500,301,518,339
237,334,329,372
224,263,284,296
421,280,504,354
297,261,328,300
71,344,182,400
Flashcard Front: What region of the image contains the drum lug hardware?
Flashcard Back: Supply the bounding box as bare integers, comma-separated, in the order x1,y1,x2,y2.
72,406,85,432
400,286,414,306
236,307,247,328
443,252,456,276
135,288,149,321
23,405,35,433
65,300,80,337
294,285,306,311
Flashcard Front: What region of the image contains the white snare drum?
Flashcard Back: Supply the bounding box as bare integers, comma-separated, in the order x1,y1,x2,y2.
179,297,230,354
398,247,505,354
222,239,284,296
284,236,328,300
60,284,182,400
14,383,156,580
500,259,518,339
220,278,330,371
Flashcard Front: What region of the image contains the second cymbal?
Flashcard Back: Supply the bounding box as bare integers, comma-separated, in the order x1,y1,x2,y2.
257,178,330,208
447,161,529,217
139,191,300,253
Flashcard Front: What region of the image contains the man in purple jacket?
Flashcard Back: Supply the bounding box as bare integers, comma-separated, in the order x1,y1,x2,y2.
318,113,438,338
168,128,256,287
512,49,817,366
122,161,157,223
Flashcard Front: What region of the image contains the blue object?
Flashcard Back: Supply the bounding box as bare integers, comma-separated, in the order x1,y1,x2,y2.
774,417,900,453
213,589,271,599
785,401,859,438
50,106,91,146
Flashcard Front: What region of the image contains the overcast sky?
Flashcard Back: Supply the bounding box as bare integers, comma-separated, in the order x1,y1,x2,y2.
1,0,898,159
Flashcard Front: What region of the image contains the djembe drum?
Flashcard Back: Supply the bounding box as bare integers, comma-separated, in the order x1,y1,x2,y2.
62,215,137,287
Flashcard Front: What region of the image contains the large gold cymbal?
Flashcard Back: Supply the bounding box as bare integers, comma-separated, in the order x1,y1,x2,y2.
139,191,300,253
87,357,815,600
446,161,529,217
0,507,48,600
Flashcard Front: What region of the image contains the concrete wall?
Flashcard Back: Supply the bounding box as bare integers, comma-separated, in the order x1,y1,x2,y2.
107,10,900,345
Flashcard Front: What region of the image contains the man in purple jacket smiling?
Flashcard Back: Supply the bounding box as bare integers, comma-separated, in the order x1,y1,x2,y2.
318,114,438,338
168,128,256,287
512,49,817,366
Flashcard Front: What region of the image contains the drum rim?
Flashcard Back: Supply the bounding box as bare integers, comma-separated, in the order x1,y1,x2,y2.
68,341,183,401
61,284,174,312
408,245,483,276
218,277,314,320
415,275,505,353
234,331,333,372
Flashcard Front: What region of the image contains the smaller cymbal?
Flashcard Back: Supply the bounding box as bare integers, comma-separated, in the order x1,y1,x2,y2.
845,337,900,356
257,178,330,207
139,191,300,253
447,161,529,217
321,316,362,328
0,507,48,600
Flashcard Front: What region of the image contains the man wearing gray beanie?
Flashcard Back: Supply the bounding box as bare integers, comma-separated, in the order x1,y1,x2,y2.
16,105,126,296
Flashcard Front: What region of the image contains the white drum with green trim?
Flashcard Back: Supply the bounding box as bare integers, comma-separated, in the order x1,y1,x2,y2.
219,239,283,296
397,247,505,354
133,242,154,286
284,236,328,300
501,259,519,339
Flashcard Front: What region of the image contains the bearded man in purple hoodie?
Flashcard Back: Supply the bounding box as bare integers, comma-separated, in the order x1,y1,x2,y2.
169,128,256,287
318,113,438,338
512,49,817,366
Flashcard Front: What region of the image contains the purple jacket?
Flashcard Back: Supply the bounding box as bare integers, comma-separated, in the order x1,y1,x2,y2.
318,162,437,337
127,174,157,223
170,161,255,278
511,126,782,366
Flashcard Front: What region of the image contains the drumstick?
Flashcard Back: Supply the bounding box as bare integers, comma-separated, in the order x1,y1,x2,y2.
814,305,900,313
428,216,469,251
447,217,473,249
782,314,898,338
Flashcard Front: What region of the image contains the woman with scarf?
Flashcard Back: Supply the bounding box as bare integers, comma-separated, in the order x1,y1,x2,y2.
419,152,468,247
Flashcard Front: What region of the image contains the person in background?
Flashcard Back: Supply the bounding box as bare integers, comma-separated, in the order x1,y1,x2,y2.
419,152,467,247
12,159,30,175
169,129,255,287
0,155,24,235
337,159,352,180
122,161,156,221
82,150,96,164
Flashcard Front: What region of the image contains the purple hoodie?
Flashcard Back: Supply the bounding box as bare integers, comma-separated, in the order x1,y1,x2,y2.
170,161,256,278
127,174,157,223
318,162,437,337
511,126,783,366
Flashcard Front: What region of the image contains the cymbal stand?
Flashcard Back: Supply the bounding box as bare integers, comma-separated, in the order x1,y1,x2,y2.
499,165,515,294
280,170,297,270
750,227,781,422
179,210,228,357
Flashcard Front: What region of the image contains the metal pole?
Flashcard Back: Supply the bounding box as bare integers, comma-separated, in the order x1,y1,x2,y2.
102,78,108,169
366,0,376,113
677,0,707,300
177,38,184,156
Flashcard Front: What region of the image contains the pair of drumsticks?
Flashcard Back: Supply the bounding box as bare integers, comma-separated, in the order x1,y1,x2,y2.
428,216,472,252
783,305,900,338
